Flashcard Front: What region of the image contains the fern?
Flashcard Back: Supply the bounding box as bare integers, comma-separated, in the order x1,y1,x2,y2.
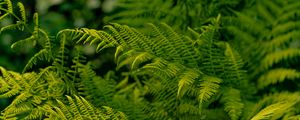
250,101,296,120
46,95,127,120
59,14,255,119
105,0,245,31
226,0,300,92
243,92,300,120
198,76,222,104
2,0,300,119
258,68,300,89
220,88,244,120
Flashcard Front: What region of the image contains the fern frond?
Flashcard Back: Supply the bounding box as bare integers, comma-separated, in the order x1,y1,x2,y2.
0,67,22,98
17,2,26,23
0,65,69,119
177,69,200,99
266,31,299,51
260,48,300,71
270,22,300,36
23,49,51,73
142,58,181,79
5,0,13,13
0,21,23,33
288,115,300,120
11,36,35,50
245,92,300,120
220,88,244,120
49,95,127,120
257,68,300,89
198,76,221,104
250,101,297,120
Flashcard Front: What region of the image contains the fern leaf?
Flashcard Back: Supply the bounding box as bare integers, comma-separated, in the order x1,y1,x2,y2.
142,58,181,79
55,99,73,119
5,0,13,13
177,69,200,99
23,49,50,73
198,76,221,104
79,96,99,119
258,68,300,89
0,22,23,33
17,2,26,23
270,22,300,36
11,36,35,50
10,92,31,105
49,95,126,120
221,88,244,120
131,52,153,69
66,96,84,120
260,48,300,71
256,3,274,24
250,101,296,120
266,31,300,52
288,115,300,120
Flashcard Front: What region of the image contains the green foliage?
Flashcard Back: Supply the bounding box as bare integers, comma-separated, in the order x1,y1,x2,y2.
46,95,127,120
105,0,247,31
226,0,300,92
1,0,300,120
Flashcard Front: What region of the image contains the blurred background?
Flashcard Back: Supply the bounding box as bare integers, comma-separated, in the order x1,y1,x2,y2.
0,0,119,110
0,0,117,72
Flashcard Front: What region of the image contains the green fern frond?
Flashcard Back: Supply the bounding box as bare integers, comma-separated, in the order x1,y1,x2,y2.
121,51,154,70
177,69,200,99
17,2,26,23
54,33,68,69
0,21,23,33
266,31,299,51
48,95,127,120
226,0,300,95
288,115,300,120
11,36,35,50
245,92,300,120
4,0,13,13
257,68,300,89
141,58,181,79
260,48,300,71
220,88,244,120
250,101,297,120
198,76,222,104
23,49,51,73
0,1,28,33
0,67,23,98
270,22,300,37
0,65,70,120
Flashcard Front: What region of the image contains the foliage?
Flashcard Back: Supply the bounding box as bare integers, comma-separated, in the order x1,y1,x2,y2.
105,0,248,31
226,0,300,91
0,0,300,120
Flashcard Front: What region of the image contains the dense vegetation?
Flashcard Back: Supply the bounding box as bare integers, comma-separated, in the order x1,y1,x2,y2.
0,0,300,119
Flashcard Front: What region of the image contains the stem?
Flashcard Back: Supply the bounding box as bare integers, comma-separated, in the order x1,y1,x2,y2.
0,8,32,33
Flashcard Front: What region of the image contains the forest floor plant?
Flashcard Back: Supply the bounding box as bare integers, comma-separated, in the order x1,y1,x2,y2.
0,0,300,120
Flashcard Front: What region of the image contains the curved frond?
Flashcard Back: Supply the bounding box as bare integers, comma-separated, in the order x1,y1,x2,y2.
260,48,300,71
23,49,51,73
177,69,200,99
5,0,13,13
250,101,297,120
17,2,26,23
220,88,244,120
258,68,300,89
11,36,35,50
198,76,222,104
48,95,127,120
